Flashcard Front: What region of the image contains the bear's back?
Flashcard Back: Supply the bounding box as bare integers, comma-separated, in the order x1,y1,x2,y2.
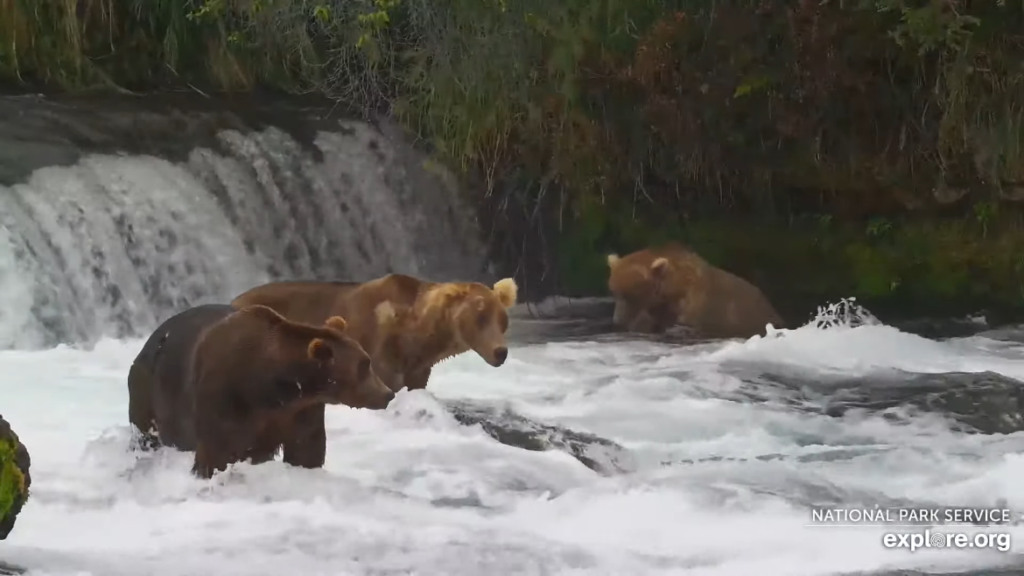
633,244,781,338
693,266,784,337
232,281,360,325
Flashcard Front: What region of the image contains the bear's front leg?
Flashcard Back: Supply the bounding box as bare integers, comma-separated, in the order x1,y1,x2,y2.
192,402,249,478
192,440,240,479
282,404,326,469
127,363,161,451
246,427,283,465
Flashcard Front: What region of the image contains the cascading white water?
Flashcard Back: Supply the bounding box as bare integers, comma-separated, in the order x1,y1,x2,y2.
0,153,265,350
0,100,489,350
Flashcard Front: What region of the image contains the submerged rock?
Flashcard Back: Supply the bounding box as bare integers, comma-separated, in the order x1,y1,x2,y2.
823,371,1024,434
443,400,635,475
0,414,31,540
724,363,1024,435
846,567,1022,576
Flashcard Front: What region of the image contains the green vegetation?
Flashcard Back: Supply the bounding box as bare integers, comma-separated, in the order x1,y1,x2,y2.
2,0,1024,318
0,437,26,526
558,213,1024,322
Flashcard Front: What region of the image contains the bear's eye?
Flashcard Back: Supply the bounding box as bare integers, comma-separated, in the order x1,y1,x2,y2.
356,357,370,382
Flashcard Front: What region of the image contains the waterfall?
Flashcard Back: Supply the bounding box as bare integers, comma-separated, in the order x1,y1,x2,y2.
0,95,490,350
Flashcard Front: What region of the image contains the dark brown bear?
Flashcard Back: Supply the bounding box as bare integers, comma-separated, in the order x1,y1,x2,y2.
607,243,784,339
127,303,394,478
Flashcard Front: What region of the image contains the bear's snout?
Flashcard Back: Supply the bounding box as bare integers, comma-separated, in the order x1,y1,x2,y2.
490,346,508,367
361,376,395,410
377,388,396,408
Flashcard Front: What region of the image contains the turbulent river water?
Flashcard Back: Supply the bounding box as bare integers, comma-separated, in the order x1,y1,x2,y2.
1,94,1023,575
1,300,1023,576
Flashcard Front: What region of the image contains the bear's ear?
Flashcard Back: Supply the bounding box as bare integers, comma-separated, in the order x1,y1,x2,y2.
492,278,518,308
325,315,347,332
650,257,670,278
607,254,620,268
307,338,334,361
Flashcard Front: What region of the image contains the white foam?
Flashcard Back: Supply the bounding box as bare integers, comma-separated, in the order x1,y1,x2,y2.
703,302,1024,380
1,310,1023,575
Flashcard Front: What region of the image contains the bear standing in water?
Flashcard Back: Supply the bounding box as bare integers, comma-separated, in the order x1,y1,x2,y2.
127,303,394,478
607,243,784,339
231,273,519,393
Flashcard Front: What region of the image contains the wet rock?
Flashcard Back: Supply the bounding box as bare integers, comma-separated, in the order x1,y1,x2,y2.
889,316,993,340
723,363,1024,435
505,317,618,345
508,296,614,322
822,371,1024,434
974,325,1024,344
0,93,333,186
846,567,1022,576
443,400,635,475
0,414,31,540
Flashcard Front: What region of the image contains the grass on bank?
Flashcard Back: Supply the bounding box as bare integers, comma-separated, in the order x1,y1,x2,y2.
3,0,1024,315
4,1,1024,210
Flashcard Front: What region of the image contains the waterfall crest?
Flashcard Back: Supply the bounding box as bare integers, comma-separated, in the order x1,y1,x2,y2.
0,95,489,349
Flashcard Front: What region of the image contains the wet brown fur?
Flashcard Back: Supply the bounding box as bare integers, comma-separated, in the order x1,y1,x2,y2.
126,303,394,479
607,243,784,339
231,273,518,393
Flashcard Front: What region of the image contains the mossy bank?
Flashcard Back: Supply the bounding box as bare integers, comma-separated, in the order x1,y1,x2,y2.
0,415,31,540
0,440,23,523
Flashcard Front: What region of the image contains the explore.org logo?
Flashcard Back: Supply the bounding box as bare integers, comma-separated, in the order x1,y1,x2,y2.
882,530,1011,553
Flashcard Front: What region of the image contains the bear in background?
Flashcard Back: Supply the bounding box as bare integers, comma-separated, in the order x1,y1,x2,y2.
127,303,394,479
606,243,784,339
231,273,519,393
